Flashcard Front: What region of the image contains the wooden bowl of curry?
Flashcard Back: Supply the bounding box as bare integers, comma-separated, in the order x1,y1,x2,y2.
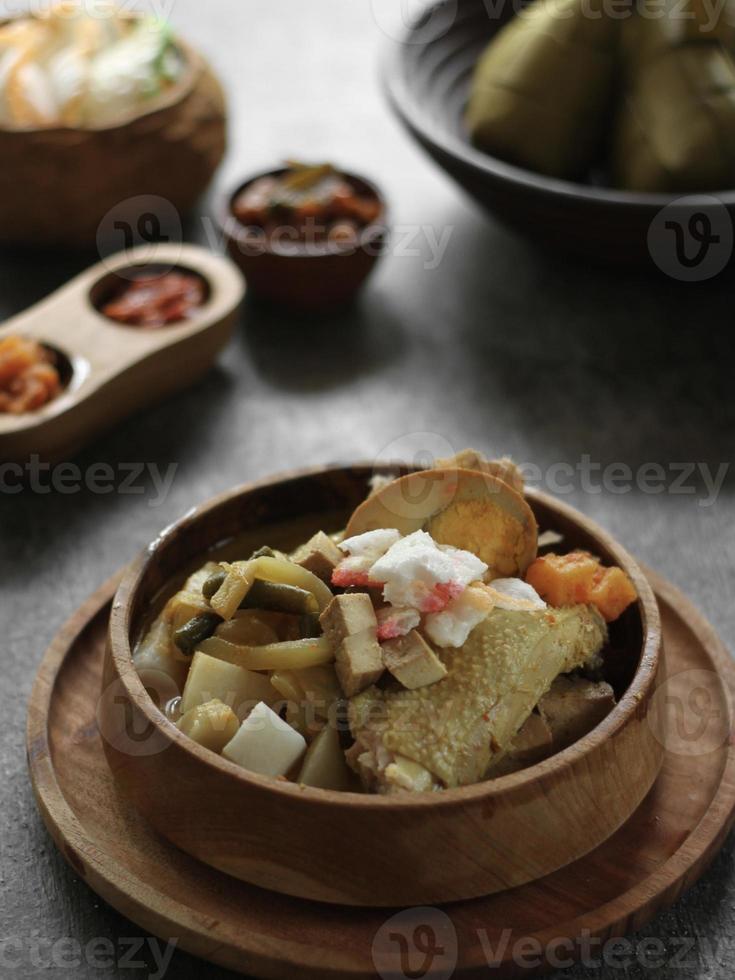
100,462,665,907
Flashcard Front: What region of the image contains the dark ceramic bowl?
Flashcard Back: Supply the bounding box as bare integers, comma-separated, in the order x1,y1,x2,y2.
219,168,387,312
382,0,735,268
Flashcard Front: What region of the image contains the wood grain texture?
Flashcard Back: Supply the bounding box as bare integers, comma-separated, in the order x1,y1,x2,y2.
27,561,735,978
0,243,245,462
101,465,664,906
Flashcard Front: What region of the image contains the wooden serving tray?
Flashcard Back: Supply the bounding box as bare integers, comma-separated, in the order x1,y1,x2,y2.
27,568,735,979
0,243,245,463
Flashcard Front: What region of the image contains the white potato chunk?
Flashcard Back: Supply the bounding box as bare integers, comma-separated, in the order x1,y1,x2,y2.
177,699,240,753
181,652,277,718
223,702,306,777
384,755,439,793
133,616,187,690
298,725,354,791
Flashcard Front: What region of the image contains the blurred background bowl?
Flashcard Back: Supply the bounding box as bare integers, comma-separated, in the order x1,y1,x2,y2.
220,167,387,313
0,22,226,250
382,0,735,268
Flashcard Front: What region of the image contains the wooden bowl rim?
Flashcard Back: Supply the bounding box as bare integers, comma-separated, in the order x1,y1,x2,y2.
0,15,204,136
109,463,662,811
381,0,735,209
218,166,388,259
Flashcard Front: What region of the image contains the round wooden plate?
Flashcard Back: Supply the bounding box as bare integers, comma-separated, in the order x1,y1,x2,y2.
27,568,735,979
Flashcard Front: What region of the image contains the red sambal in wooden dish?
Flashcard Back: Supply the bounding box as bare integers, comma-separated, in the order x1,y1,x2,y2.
231,162,383,252
101,270,207,329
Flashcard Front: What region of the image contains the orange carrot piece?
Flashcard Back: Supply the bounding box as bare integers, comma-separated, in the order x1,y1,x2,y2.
526,551,637,623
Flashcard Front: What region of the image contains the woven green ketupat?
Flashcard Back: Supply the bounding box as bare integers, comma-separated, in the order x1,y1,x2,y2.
465,0,620,179
614,0,735,191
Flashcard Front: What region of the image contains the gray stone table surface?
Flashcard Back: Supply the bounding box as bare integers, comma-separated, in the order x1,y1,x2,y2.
1,1,734,978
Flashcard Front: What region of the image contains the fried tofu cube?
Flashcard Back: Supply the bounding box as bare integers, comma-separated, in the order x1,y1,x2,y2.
294,531,344,583
488,712,554,776
336,633,384,697
509,711,554,761
321,594,383,697
319,593,378,646
539,676,616,750
382,630,448,690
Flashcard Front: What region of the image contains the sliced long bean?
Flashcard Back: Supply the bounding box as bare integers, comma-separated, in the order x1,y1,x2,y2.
173,612,222,655
202,568,226,600
239,579,319,616
198,635,334,670
249,555,334,610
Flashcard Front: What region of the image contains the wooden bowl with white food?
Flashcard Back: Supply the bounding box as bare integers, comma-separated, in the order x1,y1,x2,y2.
101,462,665,907
0,4,226,247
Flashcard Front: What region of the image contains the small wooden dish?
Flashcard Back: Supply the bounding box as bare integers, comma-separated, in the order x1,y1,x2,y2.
27,531,735,977
219,168,387,312
101,465,664,907
0,243,245,462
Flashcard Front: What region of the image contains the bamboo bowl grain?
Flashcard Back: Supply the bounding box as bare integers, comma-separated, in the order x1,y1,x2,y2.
101,465,665,907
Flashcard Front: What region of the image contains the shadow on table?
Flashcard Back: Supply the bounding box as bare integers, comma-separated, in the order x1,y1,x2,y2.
0,364,237,584
0,247,98,319
0,213,205,321
236,287,407,393
433,217,735,480
81,363,237,463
